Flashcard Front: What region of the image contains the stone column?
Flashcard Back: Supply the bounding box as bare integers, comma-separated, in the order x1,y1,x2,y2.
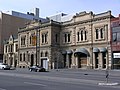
75,56,78,68
71,54,76,69
106,52,108,69
93,53,95,69
66,54,70,68
99,53,103,69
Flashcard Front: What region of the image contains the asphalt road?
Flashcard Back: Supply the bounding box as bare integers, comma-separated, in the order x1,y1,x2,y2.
0,69,120,90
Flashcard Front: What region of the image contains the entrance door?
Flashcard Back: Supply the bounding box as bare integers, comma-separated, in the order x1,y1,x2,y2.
31,54,34,66
77,53,87,68
80,57,87,68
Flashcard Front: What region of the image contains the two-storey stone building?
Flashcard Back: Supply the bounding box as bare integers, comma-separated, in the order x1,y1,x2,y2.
17,11,112,70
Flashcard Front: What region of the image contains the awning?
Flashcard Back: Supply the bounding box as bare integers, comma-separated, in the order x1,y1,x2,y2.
67,50,73,54
93,48,99,53
99,48,107,53
61,51,67,55
75,48,90,56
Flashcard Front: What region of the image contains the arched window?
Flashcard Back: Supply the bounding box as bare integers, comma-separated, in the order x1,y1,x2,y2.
100,28,104,38
81,31,83,41
77,32,80,41
96,29,99,39
68,33,71,42
64,33,67,42
85,31,87,40
23,53,25,61
45,52,48,57
29,35,32,44
41,52,43,57
20,53,22,61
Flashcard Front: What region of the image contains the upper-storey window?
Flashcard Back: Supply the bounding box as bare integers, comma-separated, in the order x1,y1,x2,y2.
41,32,48,44
5,45,7,53
21,35,26,46
77,29,87,42
64,32,71,43
55,34,58,43
85,31,87,40
96,29,99,39
23,53,25,61
100,28,104,39
29,35,32,45
113,32,120,42
77,32,80,41
95,27,105,40
68,33,71,42
41,52,43,57
42,34,44,43
81,31,83,41
20,53,22,61
45,52,48,57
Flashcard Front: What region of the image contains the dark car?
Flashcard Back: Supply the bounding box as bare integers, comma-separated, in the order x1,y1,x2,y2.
29,66,46,72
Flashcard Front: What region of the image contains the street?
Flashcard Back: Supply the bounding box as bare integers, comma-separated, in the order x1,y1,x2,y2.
0,69,120,90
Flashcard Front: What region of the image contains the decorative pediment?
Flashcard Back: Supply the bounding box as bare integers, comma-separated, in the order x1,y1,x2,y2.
9,35,14,44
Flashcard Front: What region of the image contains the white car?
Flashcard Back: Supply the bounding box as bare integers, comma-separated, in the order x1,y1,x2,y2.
0,63,10,70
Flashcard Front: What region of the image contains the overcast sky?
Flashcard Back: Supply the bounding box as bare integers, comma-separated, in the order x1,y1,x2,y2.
0,0,119,17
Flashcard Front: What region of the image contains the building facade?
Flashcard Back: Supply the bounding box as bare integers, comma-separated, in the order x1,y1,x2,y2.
17,11,112,70
111,14,120,69
3,35,18,67
0,11,30,60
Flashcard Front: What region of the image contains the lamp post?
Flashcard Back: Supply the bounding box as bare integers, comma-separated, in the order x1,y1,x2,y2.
35,28,38,66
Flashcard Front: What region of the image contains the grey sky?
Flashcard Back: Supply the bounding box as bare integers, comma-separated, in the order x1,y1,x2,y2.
0,0,119,17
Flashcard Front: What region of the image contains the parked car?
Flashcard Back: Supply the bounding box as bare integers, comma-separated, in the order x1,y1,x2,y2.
29,66,46,72
0,63,10,70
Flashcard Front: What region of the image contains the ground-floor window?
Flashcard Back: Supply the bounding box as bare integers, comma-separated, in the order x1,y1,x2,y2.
95,53,99,68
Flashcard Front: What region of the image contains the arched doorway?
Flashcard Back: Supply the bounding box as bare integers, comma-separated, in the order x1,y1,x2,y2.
31,54,34,66
75,48,90,69
77,53,87,68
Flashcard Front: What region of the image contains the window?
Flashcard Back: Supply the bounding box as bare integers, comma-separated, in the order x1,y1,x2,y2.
68,33,71,42
8,45,10,52
20,54,22,61
29,35,32,44
42,33,48,43
41,52,43,57
64,32,71,43
45,33,47,43
96,29,99,39
23,53,25,61
64,34,67,42
21,36,26,46
10,45,13,52
45,52,48,57
5,46,7,53
100,28,104,38
42,34,44,43
112,33,117,42
81,31,83,41
77,32,80,41
117,32,120,41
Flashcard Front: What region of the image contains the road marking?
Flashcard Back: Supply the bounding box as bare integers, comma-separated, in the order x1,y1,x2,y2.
24,82,47,87
0,88,6,90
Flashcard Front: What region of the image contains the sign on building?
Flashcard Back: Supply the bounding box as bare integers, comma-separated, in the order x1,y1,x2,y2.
32,35,36,46
113,53,120,58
